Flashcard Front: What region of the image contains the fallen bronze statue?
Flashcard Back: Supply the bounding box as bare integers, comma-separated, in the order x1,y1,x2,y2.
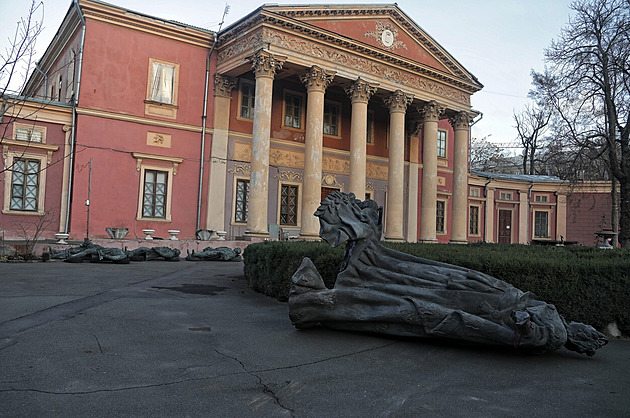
288,191,607,356
49,240,180,263
185,246,241,261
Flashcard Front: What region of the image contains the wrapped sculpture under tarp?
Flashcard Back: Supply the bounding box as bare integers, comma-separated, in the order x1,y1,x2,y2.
288,191,607,356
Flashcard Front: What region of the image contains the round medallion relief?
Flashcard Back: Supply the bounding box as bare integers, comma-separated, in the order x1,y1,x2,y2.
381,29,394,47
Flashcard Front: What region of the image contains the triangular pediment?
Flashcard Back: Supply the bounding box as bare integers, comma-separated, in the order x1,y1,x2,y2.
261,4,481,90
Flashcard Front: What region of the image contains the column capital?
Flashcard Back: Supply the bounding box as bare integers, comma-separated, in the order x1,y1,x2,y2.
345,78,378,104
301,65,335,93
248,50,286,78
448,111,472,131
214,74,236,98
418,100,444,122
384,89,414,113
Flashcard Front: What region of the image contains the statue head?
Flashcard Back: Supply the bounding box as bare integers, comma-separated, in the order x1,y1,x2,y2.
314,191,382,247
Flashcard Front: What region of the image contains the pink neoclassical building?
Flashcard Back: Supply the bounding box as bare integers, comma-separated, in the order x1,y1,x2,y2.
0,1,611,246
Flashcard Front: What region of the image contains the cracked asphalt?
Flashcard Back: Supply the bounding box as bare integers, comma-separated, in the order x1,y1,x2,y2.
0,260,629,417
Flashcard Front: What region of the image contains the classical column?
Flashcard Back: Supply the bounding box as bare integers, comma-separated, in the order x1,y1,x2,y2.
518,190,529,244
246,50,285,237
384,90,413,241
449,111,471,243
345,78,377,199
206,74,236,233
485,188,495,243
556,193,567,241
418,100,443,242
300,66,335,239
406,121,421,242
59,124,72,233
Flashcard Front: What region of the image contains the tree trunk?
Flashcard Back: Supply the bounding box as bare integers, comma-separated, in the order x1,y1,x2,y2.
611,177,619,247
619,180,630,248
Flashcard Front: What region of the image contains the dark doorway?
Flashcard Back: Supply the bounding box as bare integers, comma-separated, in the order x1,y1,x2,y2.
498,210,512,244
321,187,339,202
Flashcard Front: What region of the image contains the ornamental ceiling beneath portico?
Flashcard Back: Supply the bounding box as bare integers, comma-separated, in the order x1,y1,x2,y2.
216,4,483,112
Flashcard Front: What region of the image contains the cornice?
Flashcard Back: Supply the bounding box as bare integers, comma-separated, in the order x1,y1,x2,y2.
79,0,214,48
76,107,208,133
218,7,482,94
1,99,73,124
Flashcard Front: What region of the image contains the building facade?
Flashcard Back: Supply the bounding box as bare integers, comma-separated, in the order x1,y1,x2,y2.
0,1,611,246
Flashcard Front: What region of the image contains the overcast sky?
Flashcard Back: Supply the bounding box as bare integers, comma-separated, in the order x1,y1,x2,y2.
1,0,575,150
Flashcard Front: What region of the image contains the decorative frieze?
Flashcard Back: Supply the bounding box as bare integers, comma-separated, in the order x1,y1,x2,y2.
263,30,471,105
418,100,444,122
228,164,251,176
248,49,285,78
232,141,388,180
146,131,171,148
217,32,264,62
383,89,414,113
214,74,237,98
345,78,378,104
367,163,388,180
276,170,303,182
322,174,342,188
301,66,335,92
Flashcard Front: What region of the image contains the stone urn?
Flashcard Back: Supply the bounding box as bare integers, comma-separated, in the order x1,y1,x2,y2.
55,233,69,244
142,229,155,240
106,227,129,239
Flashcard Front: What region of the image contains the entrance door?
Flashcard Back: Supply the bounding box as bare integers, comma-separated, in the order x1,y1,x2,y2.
498,210,512,244
321,187,338,202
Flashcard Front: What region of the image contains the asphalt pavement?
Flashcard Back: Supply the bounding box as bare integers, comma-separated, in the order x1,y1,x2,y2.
1,259,629,417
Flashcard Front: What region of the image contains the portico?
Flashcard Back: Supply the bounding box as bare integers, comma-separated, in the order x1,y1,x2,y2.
210,4,481,242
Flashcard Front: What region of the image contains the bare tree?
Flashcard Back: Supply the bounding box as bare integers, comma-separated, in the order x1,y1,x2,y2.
513,103,552,175
469,135,517,173
532,0,630,247
1,1,46,179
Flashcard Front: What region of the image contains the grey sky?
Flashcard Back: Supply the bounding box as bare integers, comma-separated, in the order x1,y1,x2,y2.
0,0,574,149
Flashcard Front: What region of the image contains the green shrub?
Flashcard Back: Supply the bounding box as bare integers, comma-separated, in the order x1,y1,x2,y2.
243,241,630,334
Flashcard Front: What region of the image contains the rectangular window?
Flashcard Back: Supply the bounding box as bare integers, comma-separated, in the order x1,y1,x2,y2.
240,82,255,119
469,206,479,235
436,200,445,234
10,159,40,211
437,130,447,158
534,211,549,238
142,169,168,218
235,179,249,223
149,62,176,104
284,92,303,129
280,184,299,225
15,126,44,142
535,194,548,203
323,101,339,136
500,192,512,201
469,188,480,198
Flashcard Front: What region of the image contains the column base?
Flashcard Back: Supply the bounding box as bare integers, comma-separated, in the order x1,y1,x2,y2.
419,238,438,244
245,230,270,239
449,239,468,244
384,236,405,243
298,232,321,241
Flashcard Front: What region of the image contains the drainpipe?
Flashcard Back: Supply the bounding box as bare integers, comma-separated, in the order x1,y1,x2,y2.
34,64,48,98
196,5,229,231
64,0,86,234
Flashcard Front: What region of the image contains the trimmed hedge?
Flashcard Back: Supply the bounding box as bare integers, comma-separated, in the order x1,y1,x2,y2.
243,241,630,335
